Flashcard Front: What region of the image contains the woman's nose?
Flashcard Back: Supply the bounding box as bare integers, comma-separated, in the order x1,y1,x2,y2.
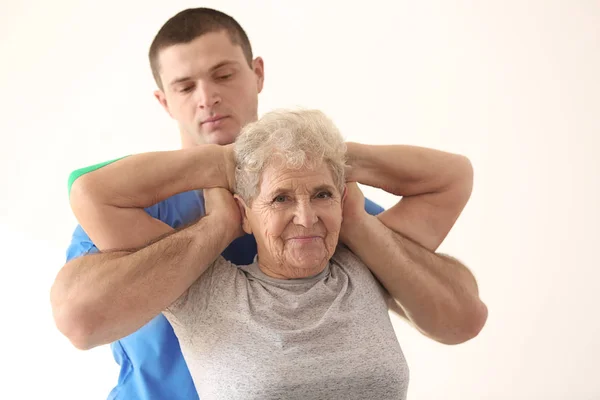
293,201,318,227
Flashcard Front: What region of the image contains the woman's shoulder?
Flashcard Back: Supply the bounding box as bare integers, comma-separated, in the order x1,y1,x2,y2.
330,244,387,297
165,256,241,316
331,244,366,269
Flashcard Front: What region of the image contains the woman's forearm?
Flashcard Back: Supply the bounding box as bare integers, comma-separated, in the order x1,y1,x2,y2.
71,144,233,208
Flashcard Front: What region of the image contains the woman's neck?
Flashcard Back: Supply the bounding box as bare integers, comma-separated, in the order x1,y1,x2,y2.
257,258,328,280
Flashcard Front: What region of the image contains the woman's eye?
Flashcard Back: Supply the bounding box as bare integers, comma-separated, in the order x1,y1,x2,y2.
316,191,332,199
273,195,287,203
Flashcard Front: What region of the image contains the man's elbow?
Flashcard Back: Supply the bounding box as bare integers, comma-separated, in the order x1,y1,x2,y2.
449,155,474,207
52,307,100,350
441,299,488,345
50,282,100,351
460,299,488,343
62,325,98,351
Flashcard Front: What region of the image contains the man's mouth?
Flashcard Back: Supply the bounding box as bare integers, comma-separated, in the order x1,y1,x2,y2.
201,115,228,125
200,115,229,131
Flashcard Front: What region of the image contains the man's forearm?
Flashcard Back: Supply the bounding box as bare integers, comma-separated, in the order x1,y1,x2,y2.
345,142,473,251
72,144,231,208
345,142,470,197
342,215,487,345
51,213,236,350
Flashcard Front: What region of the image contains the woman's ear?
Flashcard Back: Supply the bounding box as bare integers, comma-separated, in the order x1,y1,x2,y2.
234,194,253,234
340,184,348,214
341,184,348,222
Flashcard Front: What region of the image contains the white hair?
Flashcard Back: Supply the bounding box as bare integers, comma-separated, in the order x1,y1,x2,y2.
234,109,346,203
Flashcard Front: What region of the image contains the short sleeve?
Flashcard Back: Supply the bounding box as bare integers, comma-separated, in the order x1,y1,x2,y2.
163,256,236,326
364,197,384,216
67,155,130,196
331,245,388,298
65,225,99,262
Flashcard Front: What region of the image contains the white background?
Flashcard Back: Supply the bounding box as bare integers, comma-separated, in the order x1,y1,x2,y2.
1,1,599,399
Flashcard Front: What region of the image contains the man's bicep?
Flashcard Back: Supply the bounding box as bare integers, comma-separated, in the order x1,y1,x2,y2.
78,205,173,252
377,191,464,252
67,156,130,197
70,177,173,251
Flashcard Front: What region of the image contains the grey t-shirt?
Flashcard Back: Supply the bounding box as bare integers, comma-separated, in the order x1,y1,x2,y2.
163,245,409,400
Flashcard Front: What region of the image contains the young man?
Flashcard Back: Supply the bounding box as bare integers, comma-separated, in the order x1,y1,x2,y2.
51,8,486,400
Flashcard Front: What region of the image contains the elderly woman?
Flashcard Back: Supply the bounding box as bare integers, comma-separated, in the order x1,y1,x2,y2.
161,110,409,398
54,109,486,399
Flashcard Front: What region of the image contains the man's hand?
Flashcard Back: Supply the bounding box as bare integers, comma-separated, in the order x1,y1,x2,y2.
204,187,244,240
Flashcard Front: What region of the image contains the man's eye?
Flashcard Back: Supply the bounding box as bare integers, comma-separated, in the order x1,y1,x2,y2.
216,73,233,81
315,191,332,199
179,86,194,93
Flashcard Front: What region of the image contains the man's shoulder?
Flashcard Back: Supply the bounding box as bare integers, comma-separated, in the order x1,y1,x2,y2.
67,156,130,196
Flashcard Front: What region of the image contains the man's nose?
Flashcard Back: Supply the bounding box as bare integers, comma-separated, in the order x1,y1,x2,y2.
293,201,318,228
195,81,221,109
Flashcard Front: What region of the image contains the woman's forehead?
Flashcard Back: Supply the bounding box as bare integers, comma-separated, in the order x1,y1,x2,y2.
259,165,336,194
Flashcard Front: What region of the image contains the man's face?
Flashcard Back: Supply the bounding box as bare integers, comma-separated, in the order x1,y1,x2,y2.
154,31,264,146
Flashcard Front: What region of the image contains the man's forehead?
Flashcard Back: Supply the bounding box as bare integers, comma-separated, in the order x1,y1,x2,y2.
158,32,245,80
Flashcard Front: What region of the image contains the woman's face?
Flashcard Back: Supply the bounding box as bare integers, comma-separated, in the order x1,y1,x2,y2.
239,161,345,278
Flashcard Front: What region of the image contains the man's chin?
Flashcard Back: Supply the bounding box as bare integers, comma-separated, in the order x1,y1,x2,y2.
201,130,239,146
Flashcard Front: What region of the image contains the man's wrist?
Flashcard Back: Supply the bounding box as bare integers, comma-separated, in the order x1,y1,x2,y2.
340,211,374,246
188,144,232,190
345,142,373,184
192,212,240,248
222,144,237,191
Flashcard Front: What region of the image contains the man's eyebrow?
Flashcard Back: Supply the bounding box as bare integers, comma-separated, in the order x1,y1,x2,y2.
169,76,193,87
209,60,241,72
169,60,242,87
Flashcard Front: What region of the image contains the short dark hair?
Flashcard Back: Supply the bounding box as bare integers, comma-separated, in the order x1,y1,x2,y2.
149,8,254,90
